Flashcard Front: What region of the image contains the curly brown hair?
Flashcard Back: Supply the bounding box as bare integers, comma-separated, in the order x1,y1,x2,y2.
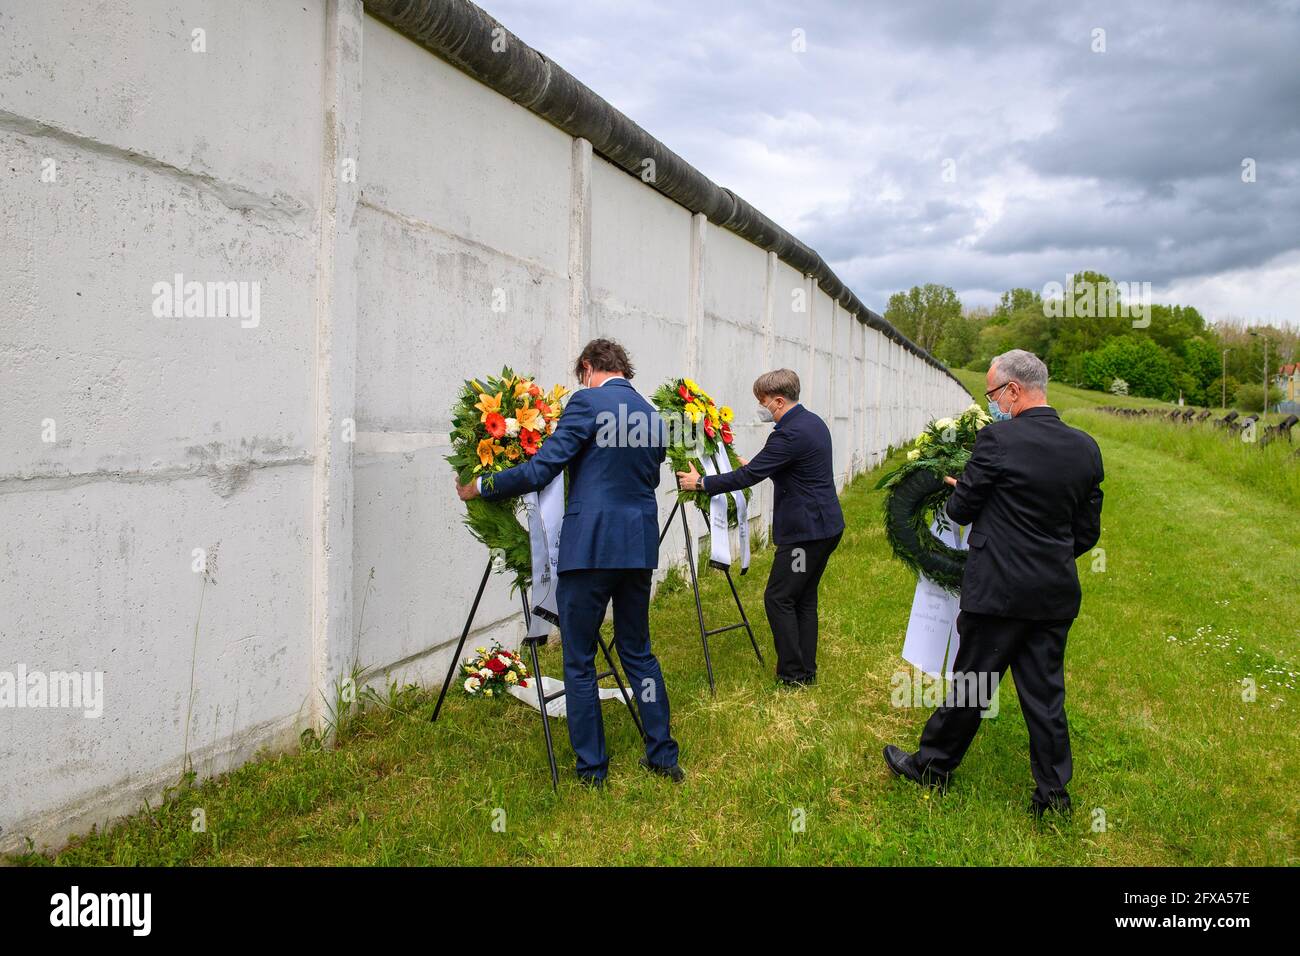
573,338,635,381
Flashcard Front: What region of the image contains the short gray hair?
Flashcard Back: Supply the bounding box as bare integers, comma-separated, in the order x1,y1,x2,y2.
991,349,1048,391
753,368,800,402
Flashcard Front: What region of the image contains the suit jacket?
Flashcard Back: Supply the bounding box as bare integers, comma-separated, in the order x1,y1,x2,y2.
701,403,845,545
947,405,1104,620
481,378,665,571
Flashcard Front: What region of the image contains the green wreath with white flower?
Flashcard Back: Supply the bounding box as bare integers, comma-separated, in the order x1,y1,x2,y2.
874,403,992,593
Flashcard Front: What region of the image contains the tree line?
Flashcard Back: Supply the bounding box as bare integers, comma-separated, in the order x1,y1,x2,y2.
884,274,1297,410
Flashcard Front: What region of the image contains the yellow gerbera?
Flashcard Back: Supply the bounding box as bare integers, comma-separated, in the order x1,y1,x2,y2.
706,404,720,425
719,405,734,423
683,402,704,423
683,378,700,393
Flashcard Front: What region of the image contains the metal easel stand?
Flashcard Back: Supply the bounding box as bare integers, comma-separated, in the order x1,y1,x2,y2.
430,558,646,791
658,499,764,696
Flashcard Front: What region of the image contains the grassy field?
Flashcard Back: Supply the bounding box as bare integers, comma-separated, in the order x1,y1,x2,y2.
12,375,1298,866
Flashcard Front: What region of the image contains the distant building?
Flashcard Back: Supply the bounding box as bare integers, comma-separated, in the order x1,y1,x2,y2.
1279,363,1300,403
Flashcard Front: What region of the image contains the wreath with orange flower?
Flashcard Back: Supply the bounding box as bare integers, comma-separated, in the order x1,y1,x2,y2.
447,368,569,590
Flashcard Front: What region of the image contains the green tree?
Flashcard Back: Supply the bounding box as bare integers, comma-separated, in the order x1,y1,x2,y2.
1080,336,1178,400
884,284,962,354
1233,382,1283,413
936,309,979,367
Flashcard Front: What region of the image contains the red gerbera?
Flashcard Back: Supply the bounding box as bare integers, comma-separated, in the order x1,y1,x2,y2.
485,412,507,438
520,428,541,455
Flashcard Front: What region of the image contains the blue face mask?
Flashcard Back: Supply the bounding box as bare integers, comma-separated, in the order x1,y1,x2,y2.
987,399,1013,422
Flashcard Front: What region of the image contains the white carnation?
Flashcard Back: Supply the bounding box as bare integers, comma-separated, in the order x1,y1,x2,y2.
505,417,520,437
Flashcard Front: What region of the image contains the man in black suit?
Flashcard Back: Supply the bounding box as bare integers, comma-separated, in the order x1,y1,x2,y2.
884,349,1104,817
677,369,845,686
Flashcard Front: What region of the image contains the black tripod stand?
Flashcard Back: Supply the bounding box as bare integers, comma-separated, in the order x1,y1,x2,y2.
430,558,646,789
658,499,764,694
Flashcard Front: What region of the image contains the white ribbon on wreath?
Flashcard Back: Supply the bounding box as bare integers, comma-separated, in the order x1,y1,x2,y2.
520,474,564,639
700,451,750,574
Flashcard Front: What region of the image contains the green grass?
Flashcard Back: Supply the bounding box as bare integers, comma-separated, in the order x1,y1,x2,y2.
950,367,1172,413
11,376,1298,866
953,368,1300,506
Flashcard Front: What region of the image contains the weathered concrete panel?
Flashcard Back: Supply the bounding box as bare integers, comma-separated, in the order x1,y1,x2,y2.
0,467,312,841
0,0,327,209
360,19,572,276
0,129,316,479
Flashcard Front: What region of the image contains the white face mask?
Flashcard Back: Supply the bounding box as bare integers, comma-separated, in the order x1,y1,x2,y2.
756,401,775,423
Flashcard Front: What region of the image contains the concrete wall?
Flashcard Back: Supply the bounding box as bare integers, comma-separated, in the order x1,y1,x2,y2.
0,0,969,851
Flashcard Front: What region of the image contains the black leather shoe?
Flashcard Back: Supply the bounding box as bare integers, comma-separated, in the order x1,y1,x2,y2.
777,677,812,689
1029,796,1072,819
883,745,950,792
639,757,685,783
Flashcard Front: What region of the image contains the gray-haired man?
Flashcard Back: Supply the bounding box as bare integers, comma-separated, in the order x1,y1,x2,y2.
884,349,1104,817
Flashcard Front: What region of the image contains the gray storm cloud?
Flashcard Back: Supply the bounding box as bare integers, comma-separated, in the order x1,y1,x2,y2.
483,0,1300,320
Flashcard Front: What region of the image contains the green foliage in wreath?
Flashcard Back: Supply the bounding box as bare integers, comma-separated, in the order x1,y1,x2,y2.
874,403,991,593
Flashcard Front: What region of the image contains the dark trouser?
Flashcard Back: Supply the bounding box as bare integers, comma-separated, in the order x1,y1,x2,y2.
916,610,1074,808
556,568,678,780
764,531,843,683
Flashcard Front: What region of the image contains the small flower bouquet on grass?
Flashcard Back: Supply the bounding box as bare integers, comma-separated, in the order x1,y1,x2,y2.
460,643,530,699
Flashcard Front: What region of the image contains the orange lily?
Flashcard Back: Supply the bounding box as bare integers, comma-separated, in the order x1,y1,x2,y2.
474,391,503,423
476,437,503,467
516,405,544,433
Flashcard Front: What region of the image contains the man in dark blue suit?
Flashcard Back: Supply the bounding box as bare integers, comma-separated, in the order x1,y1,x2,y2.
677,369,844,686
456,339,681,786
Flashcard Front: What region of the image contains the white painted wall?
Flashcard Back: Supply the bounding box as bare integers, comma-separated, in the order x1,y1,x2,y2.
0,0,970,851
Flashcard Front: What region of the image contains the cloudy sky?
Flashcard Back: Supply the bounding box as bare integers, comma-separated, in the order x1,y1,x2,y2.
482,0,1300,326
